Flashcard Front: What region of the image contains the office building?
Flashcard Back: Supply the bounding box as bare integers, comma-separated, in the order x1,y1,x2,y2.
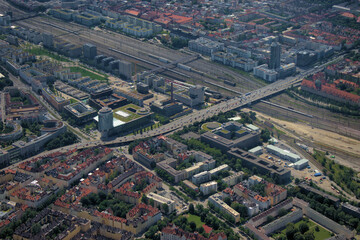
270,42,281,70
266,145,301,163
64,102,97,124
98,107,113,137
41,87,69,111
294,159,309,170
42,33,53,48
189,37,224,56
201,122,260,151
227,148,291,184
253,64,278,82
83,43,97,60
119,60,132,80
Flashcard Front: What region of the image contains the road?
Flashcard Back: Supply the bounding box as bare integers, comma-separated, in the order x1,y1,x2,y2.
5,57,337,172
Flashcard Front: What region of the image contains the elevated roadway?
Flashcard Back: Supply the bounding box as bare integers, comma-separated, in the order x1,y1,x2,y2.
5,55,340,171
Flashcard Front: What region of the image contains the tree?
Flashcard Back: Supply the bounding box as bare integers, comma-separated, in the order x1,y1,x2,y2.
189,203,195,214
304,231,315,240
31,223,41,235
145,225,158,239
295,178,300,184
141,194,148,204
189,221,197,231
162,203,169,214
267,215,275,223
224,197,231,205
278,208,288,217
276,234,287,240
294,232,304,240
285,223,298,240
299,222,309,234
315,226,320,232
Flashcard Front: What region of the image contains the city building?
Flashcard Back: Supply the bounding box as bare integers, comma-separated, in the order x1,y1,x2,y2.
192,171,210,185
189,37,225,56
10,178,59,208
269,42,281,70
201,122,260,152
64,102,97,124
42,33,53,48
265,182,287,206
341,203,360,219
119,60,132,80
97,107,113,137
253,64,278,82
83,43,97,60
146,192,175,213
227,148,291,184
96,104,153,139
209,164,229,177
182,180,199,192
157,158,185,183
266,145,301,162
2,120,66,161
209,193,240,223
41,87,70,111
161,224,227,240
13,208,91,240
150,99,184,117
222,171,244,187
2,87,45,121
200,181,217,195
249,146,263,156
298,183,340,206
89,92,127,110
293,159,309,170
174,85,205,108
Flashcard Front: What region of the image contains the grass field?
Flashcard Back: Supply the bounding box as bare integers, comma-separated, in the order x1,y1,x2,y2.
69,66,107,81
69,98,78,104
26,47,70,62
187,214,204,228
273,219,332,240
113,104,142,122
201,122,221,131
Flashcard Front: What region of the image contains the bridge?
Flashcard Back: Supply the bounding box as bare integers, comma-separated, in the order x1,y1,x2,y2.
146,54,199,75
7,55,343,168
11,13,38,22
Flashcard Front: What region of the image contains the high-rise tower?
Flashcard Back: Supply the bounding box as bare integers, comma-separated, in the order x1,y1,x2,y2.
270,42,281,70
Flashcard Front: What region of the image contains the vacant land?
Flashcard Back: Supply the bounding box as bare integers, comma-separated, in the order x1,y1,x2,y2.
69,66,107,81
26,47,70,62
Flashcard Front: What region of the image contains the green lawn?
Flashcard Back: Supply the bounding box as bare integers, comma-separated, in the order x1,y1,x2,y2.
69,98,78,104
273,219,332,240
294,220,332,240
113,104,143,122
187,214,204,228
25,47,70,62
69,66,107,81
201,122,221,131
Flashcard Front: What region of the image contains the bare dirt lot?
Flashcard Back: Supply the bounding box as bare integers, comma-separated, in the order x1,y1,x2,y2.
243,108,360,171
